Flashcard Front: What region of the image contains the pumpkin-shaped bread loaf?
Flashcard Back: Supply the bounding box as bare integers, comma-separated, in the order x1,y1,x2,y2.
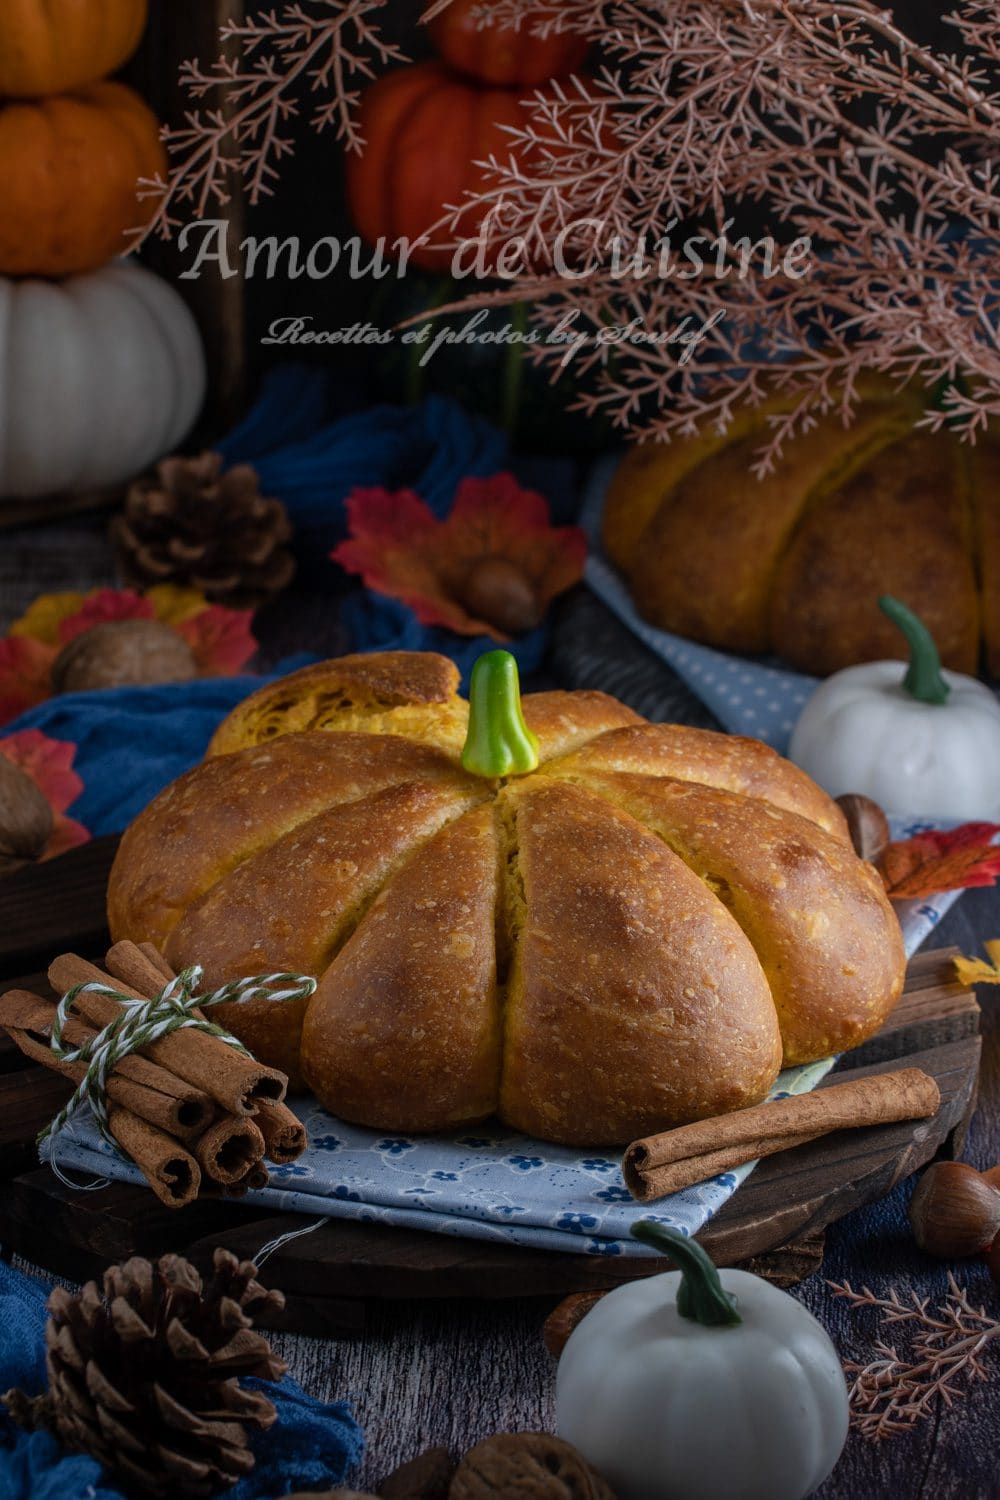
107,652,906,1146
604,380,1000,678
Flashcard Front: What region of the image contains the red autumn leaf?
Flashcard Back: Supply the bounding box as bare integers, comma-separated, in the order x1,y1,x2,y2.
0,636,56,727
175,605,258,675
332,473,587,641
57,588,155,644
0,728,90,860
879,823,1000,901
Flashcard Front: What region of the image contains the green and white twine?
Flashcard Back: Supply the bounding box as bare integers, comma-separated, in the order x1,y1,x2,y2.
41,965,318,1149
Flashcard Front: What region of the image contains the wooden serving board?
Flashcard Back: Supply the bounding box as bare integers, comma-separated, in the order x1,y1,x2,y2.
0,839,981,1337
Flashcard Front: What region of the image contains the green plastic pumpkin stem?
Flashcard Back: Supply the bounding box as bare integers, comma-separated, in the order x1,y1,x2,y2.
461,650,540,778
632,1220,741,1326
878,595,950,706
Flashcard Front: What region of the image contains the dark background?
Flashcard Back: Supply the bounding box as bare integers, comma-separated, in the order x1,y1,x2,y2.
121,0,965,443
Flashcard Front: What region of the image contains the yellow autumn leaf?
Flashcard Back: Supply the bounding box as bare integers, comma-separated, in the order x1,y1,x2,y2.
953,939,1000,987
147,584,210,626
10,591,87,646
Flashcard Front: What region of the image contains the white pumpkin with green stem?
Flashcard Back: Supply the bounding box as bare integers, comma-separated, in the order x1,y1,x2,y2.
556,1221,848,1500
789,595,1000,820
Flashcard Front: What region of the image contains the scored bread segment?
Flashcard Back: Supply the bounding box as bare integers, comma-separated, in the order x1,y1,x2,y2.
769,431,979,677
108,732,483,950
542,722,849,842
497,779,783,1146
625,401,916,655
163,780,486,1085
520,690,644,762
568,771,906,1065
301,804,503,1132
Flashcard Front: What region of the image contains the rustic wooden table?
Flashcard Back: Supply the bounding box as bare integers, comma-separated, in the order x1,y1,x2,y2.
3,514,998,1498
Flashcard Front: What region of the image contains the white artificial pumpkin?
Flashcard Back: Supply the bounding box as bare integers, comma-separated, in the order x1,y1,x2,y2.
557,1222,848,1500
790,596,1000,821
0,261,206,500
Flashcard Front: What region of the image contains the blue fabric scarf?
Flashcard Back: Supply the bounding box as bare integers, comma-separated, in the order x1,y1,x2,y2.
0,1257,364,1499
5,376,549,835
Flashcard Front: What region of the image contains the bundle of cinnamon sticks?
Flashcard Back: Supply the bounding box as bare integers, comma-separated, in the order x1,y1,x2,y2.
0,941,308,1208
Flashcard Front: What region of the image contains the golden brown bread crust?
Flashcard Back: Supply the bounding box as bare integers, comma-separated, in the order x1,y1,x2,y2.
600,379,909,574
107,650,906,1144
498,780,783,1144
626,402,913,653
605,392,990,676
544,722,849,842
108,731,481,949
521,690,645,760
571,771,905,1063
208,651,467,758
164,780,485,1086
770,432,979,676
301,804,502,1131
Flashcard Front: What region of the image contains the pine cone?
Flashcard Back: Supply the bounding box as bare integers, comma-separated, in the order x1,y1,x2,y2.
114,453,296,608
3,1249,287,1498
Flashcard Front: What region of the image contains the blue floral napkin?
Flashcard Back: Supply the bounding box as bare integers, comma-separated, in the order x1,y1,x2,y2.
45,904,943,1259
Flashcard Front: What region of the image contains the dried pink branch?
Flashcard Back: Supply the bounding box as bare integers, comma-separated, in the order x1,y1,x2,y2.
136,0,406,244
829,1275,1000,1440
426,0,1000,464
140,0,999,463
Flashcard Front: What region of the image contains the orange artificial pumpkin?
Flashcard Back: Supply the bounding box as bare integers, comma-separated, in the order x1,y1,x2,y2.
427,0,587,86
0,83,166,277
0,0,148,98
346,61,547,273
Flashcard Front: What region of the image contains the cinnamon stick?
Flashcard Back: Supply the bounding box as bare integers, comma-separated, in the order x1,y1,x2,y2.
212,1162,270,1199
0,989,215,1140
48,952,287,1115
107,1108,201,1209
138,943,177,983
193,1116,266,1186
623,1068,942,1202
254,1100,307,1164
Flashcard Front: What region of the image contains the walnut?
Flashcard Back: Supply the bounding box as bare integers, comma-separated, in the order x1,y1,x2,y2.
449,1434,617,1500
51,620,198,694
0,752,53,874
379,1447,455,1498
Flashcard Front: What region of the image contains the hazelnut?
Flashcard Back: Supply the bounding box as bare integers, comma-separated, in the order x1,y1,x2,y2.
0,753,53,870
909,1160,1000,1258
543,1291,608,1358
51,620,198,694
450,1433,617,1500
836,793,890,863
457,556,543,636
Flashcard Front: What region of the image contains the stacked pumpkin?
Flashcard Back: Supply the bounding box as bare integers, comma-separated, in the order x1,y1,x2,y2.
0,0,205,502
347,1,587,270
345,4,595,449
